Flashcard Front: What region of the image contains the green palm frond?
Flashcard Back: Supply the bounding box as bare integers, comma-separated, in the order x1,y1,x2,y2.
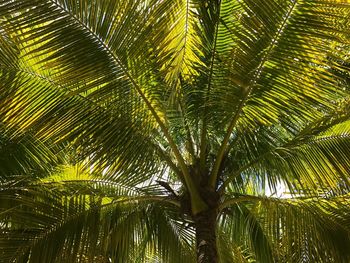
222,109,350,195
219,203,274,263
0,164,191,263
0,125,64,179
221,194,350,262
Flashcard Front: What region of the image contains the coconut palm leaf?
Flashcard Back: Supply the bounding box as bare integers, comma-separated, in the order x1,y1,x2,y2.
0,164,195,263
220,193,350,262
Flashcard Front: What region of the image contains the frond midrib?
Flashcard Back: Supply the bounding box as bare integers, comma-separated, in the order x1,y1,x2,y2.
46,0,191,182
210,0,300,188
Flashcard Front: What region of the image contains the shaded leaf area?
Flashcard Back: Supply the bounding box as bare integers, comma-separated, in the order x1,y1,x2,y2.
0,127,190,262
0,125,65,180
220,195,350,263
0,168,193,263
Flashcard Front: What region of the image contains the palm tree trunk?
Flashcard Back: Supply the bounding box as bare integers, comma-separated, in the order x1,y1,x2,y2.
194,209,218,263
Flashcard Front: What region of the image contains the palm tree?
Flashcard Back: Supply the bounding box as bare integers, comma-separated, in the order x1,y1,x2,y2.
1,0,350,262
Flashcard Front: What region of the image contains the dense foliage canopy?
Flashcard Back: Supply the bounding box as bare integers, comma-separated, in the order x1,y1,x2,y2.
1,0,350,262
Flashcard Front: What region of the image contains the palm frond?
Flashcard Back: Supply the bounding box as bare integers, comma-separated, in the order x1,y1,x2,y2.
0,164,189,262
0,125,64,179
220,194,350,262
222,99,350,195
219,202,274,263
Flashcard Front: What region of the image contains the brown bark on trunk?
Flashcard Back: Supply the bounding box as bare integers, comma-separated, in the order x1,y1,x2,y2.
194,209,219,263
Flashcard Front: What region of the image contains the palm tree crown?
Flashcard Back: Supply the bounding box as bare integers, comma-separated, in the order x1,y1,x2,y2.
1,0,350,262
